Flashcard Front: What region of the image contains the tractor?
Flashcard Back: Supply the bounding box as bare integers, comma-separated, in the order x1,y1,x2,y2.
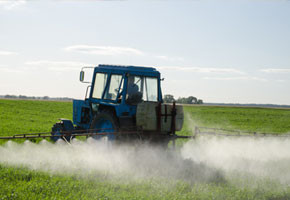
51,64,184,146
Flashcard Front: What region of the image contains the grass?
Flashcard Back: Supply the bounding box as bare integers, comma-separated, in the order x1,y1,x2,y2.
1,165,290,200
1,99,290,199
0,99,72,144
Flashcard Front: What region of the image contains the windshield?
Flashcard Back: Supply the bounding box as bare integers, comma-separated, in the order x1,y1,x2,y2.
92,73,123,101
104,74,123,100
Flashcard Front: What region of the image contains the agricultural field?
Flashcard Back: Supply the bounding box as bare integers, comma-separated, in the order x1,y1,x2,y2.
0,99,72,143
1,99,290,199
182,105,290,134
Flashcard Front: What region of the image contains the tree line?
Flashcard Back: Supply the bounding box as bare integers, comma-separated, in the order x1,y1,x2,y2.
163,94,203,104
0,95,72,101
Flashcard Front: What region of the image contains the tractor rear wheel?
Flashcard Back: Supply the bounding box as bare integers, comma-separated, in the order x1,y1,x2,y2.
90,111,119,141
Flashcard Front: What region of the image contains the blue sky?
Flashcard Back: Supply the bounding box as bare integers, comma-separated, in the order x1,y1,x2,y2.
0,0,290,104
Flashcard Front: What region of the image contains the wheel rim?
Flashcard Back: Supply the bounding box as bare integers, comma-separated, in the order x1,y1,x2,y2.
93,118,115,140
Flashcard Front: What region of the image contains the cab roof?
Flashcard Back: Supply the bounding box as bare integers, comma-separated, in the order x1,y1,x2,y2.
95,64,160,76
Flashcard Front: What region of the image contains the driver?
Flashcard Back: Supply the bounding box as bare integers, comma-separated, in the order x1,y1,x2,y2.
126,75,142,104
127,76,139,97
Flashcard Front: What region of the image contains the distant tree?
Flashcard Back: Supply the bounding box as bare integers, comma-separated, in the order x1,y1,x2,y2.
5,95,17,98
163,94,175,103
197,99,203,104
176,96,202,104
187,96,197,104
43,96,49,100
19,95,27,99
176,97,185,104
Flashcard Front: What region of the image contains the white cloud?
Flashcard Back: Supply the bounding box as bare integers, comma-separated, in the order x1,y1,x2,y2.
155,55,185,62
203,76,267,82
276,80,287,83
25,60,94,72
157,66,244,74
0,0,26,10
0,51,17,56
64,45,144,56
0,66,22,73
261,68,290,73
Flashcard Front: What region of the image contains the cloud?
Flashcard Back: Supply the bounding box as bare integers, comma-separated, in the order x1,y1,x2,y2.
276,80,287,83
157,66,244,74
64,45,144,56
203,76,267,82
261,68,290,73
0,66,22,73
155,55,185,62
25,60,93,72
0,51,17,56
0,0,26,10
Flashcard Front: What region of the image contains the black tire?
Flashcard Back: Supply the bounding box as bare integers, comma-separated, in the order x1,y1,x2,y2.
90,111,119,140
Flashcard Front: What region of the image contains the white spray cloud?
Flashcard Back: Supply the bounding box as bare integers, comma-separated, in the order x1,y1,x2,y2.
0,139,222,183
181,136,290,184
180,115,290,185
1,135,290,186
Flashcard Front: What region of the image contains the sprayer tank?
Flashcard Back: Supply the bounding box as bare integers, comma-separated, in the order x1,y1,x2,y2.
136,102,184,132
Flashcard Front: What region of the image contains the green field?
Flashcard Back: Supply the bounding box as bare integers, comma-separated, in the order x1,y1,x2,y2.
1,99,290,199
183,105,290,134
0,99,72,140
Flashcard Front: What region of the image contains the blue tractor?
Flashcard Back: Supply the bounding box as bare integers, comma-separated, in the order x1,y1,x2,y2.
51,64,184,145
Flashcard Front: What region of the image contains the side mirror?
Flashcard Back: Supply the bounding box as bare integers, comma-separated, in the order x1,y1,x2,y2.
80,71,85,82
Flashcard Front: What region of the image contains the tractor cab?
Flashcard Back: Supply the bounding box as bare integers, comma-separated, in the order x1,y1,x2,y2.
74,65,163,131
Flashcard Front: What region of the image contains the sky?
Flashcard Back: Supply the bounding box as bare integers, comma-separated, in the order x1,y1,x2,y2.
0,0,290,104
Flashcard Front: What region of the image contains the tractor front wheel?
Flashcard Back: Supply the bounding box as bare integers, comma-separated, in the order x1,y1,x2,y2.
90,111,119,141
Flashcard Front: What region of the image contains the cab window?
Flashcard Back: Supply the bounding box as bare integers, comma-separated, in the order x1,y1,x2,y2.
126,75,158,103
92,73,107,99
144,77,158,102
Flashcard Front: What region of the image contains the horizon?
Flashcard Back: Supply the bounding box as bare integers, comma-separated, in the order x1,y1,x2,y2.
1,93,290,107
0,0,290,105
